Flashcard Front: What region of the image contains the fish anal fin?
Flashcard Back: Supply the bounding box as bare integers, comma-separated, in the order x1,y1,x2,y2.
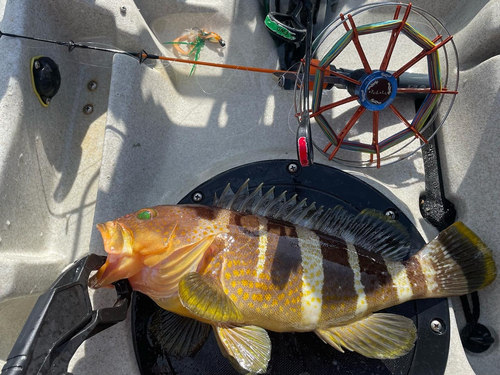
214,324,271,374
315,313,416,359
179,272,244,323
148,309,210,358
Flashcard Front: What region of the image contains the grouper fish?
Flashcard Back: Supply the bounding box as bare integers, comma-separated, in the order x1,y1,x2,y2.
90,181,497,374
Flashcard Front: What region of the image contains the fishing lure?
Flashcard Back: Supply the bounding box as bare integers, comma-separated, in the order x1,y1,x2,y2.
164,28,226,76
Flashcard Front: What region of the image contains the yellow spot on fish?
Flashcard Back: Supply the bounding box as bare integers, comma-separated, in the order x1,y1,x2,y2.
225,272,231,280
285,299,290,306
233,270,239,277
230,294,237,302
252,294,263,302
243,292,249,301
265,294,271,301
227,261,233,268
248,302,254,308
231,281,237,288
272,300,278,306
246,269,252,275
242,280,248,287
237,288,243,295
224,288,229,294
279,306,284,312
263,303,268,308
278,293,285,301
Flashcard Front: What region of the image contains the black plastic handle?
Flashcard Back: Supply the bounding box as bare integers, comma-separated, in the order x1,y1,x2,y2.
1,254,131,375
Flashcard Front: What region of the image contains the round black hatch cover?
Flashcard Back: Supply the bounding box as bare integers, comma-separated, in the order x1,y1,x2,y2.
131,160,449,375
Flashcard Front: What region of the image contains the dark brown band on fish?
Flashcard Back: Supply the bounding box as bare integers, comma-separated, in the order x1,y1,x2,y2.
403,256,428,298
356,245,398,310
319,238,358,325
191,205,217,221
317,234,351,268
269,225,302,290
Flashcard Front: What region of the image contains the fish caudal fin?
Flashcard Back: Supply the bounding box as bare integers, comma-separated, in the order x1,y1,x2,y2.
214,324,271,374
315,313,416,359
412,222,497,298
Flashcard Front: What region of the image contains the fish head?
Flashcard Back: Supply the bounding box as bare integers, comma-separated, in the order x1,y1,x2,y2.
90,206,182,288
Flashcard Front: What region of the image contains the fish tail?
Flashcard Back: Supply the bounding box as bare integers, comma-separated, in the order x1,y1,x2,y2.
408,222,496,298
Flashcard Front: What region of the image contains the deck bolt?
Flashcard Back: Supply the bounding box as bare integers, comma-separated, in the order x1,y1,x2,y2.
83,104,94,114
88,81,98,91
120,6,127,14
192,192,203,202
431,319,445,335
288,163,299,174
34,60,41,69
384,209,397,220
45,97,51,105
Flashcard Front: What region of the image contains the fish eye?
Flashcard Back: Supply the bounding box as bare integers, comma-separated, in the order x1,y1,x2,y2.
137,209,157,220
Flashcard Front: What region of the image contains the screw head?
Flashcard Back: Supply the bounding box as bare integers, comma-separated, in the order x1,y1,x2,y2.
44,97,51,105
384,209,397,220
287,163,299,174
34,60,41,69
192,192,203,203
83,104,94,114
88,81,98,91
120,6,127,14
431,319,445,335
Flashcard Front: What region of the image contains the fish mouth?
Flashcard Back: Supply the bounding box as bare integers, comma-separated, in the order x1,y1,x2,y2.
90,221,140,289
96,221,124,254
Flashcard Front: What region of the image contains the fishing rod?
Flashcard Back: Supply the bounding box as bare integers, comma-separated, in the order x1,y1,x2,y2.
0,29,290,75
0,28,360,85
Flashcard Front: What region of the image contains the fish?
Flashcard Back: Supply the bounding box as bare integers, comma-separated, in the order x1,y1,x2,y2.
89,180,497,374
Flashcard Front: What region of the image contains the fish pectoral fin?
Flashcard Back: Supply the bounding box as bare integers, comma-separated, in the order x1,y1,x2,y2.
179,272,244,323
148,308,211,358
214,323,271,374
315,313,417,359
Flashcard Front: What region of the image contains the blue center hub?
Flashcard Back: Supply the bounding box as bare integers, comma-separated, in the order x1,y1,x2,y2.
356,70,398,111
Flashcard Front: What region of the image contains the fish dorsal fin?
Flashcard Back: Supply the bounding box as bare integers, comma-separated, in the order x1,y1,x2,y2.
214,181,410,261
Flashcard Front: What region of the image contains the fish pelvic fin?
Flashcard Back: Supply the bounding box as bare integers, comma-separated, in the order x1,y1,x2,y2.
148,309,210,358
179,272,244,323
213,180,410,261
214,323,271,374
315,313,416,359
411,221,497,297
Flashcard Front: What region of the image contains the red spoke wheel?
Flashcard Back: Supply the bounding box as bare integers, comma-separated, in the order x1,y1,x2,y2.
294,2,459,168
